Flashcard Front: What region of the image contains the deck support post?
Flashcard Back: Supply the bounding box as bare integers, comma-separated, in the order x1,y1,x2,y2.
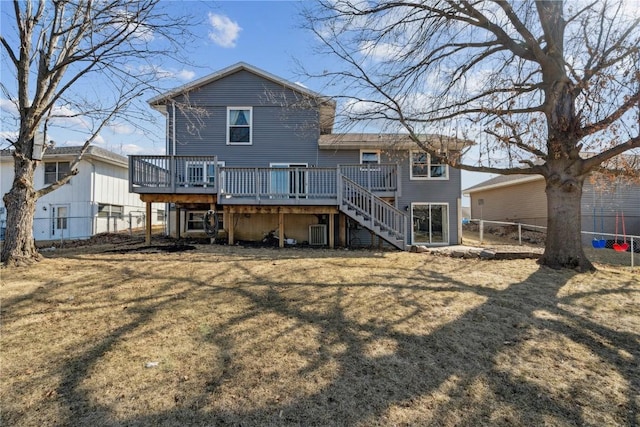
279,212,284,248
338,213,346,247
228,211,235,245
145,202,152,245
329,213,335,249
210,203,216,244
176,207,181,240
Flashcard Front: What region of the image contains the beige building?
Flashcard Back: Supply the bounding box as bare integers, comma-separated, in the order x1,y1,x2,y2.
463,174,640,237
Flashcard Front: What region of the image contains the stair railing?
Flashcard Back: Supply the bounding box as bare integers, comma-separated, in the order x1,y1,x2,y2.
339,175,407,245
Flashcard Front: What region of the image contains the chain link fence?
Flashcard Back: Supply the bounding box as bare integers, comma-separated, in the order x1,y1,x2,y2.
464,219,638,269
0,213,166,246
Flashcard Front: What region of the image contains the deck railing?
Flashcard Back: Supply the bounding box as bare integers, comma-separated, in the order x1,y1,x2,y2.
129,155,219,193
339,176,406,243
221,167,337,201
339,164,399,193
129,157,399,199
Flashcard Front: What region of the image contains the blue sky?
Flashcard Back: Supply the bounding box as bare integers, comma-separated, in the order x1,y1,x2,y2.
0,0,495,194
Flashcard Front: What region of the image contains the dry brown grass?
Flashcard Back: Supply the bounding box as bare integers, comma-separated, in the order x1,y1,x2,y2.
1,241,639,426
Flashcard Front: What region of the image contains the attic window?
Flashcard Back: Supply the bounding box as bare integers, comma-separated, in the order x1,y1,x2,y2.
227,107,252,145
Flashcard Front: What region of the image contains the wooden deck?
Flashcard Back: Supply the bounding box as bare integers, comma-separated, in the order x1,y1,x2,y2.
129,156,400,204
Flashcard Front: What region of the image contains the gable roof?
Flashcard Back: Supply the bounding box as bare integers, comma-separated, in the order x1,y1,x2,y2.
0,146,128,167
463,174,542,194
148,62,336,133
463,154,640,194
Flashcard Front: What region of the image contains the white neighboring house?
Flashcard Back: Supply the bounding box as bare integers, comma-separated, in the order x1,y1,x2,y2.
0,146,165,242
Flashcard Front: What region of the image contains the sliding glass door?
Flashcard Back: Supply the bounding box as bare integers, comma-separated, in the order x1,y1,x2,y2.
411,203,449,245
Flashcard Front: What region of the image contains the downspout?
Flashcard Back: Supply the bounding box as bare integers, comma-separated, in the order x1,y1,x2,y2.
172,101,176,156
88,159,97,236
171,101,177,236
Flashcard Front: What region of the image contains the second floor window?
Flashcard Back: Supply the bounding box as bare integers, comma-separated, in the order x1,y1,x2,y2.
227,107,252,145
410,151,448,180
44,161,70,184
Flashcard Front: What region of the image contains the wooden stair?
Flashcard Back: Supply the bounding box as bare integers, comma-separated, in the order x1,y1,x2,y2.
338,176,407,250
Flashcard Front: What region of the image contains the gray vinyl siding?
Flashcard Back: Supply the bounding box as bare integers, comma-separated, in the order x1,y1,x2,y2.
164,68,463,246
392,151,461,245
317,148,462,245
170,70,322,165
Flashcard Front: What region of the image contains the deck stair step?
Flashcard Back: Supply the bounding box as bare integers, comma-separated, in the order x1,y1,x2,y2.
338,176,407,250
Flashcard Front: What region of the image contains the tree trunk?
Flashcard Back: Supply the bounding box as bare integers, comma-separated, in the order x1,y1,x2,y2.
539,174,594,272
1,156,40,266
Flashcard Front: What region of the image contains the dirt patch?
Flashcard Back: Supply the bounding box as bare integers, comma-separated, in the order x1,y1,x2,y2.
103,244,197,254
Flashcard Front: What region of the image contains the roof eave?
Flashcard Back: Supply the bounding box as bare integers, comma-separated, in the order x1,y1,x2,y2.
147,62,334,107
463,174,543,195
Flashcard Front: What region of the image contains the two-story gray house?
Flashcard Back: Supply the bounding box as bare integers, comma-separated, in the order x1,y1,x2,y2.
130,63,469,249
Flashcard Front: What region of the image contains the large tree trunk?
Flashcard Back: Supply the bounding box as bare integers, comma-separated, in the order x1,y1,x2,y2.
539,174,594,272
1,156,40,266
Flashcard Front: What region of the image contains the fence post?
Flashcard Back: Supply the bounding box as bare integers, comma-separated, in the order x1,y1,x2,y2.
518,223,522,246
129,212,133,236
479,220,484,244
631,237,635,268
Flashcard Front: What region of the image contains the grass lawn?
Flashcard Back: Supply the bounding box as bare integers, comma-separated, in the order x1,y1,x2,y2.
1,241,639,426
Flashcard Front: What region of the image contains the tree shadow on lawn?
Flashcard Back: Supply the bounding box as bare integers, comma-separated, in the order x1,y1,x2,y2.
14,262,638,426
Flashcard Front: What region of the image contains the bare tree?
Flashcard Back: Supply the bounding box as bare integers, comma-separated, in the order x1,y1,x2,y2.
303,0,640,271
1,0,195,265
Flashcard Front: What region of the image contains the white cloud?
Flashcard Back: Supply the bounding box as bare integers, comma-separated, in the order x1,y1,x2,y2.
0,99,18,116
109,123,135,135
113,10,155,43
175,69,196,81
359,41,410,63
58,133,106,147
115,143,164,155
48,105,91,129
136,65,195,81
118,144,146,155
0,130,19,143
208,13,241,48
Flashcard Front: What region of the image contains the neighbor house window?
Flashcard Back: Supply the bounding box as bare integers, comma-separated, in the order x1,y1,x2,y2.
44,161,70,184
98,204,123,219
410,151,448,179
360,150,380,164
227,107,252,145
156,209,165,222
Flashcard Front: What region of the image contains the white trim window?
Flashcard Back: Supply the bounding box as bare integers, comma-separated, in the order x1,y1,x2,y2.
410,151,448,180
44,161,71,184
360,150,380,165
411,203,449,245
227,107,252,145
98,204,124,219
